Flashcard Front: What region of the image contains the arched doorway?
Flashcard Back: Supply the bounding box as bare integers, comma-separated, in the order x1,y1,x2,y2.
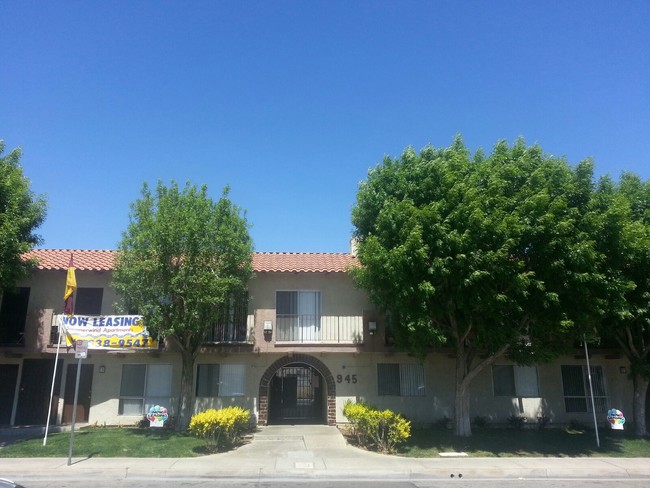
258,355,336,426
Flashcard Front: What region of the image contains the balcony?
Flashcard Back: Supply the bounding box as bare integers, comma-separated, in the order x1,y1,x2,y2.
205,314,254,344
276,314,363,344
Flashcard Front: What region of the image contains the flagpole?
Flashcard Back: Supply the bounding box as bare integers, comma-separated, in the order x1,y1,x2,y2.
43,315,62,446
584,334,600,448
44,252,76,448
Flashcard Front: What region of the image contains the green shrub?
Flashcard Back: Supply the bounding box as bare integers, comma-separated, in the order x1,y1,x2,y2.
472,415,490,428
507,414,527,429
189,406,251,450
342,400,411,454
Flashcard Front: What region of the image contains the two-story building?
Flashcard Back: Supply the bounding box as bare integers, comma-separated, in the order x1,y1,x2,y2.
0,248,638,429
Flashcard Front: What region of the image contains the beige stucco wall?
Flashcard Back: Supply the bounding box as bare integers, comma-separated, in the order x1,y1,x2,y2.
248,271,380,353
16,269,119,352
0,267,638,429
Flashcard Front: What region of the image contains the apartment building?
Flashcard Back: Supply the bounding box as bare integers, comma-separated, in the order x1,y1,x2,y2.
0,249,634,429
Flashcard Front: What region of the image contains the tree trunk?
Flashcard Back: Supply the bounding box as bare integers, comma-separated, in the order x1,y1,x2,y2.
452,342,510,437
454,345,473,437
632,373,649,437
454,376,472,437
177,347,195,431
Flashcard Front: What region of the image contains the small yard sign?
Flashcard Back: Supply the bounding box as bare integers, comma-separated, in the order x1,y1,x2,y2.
607,408,625,430
147,405,169,428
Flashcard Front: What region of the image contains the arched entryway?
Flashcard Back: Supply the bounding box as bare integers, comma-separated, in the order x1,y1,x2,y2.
258,355,336,426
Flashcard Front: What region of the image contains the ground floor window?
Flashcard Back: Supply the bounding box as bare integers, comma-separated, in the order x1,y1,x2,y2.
377,363,425,396
492,365,539,397
119,363,172,415
561,365,607,413
196,363,246,397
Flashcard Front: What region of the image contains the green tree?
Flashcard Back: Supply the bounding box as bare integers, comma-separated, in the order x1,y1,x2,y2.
112,181,253,430
0,140,46,293
351,137,601,437
592,172,650,436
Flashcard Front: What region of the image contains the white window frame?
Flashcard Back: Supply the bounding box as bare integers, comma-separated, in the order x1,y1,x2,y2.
276,290,322,342
118,363,172,416
561,365,608,413
492,365,539,397
196,363,246,397
377,363,425,397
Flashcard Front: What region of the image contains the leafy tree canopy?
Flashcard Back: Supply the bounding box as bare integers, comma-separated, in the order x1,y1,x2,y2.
0,140,46,292
591,172,650,435
113,181,254,349
351,136,603,436
112,180,253,429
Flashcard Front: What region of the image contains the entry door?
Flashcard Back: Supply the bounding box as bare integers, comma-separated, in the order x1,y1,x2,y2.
269,365,324,424
0,364,19,425
63,364,94,423
15,359,62,425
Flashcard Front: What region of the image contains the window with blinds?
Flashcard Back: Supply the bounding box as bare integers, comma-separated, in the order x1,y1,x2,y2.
196,363,246,397
561,365,607,413
492,365,539,397
118,363,172,415
377,363,425,396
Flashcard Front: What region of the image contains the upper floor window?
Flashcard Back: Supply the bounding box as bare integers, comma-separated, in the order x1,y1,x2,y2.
561,365,607,413
75,287,103,315
0,287,30,345
492,365,539,397
276,291,321,342
207,290,248,343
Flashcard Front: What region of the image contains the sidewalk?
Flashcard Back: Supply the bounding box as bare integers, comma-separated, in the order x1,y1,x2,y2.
1,425,650,483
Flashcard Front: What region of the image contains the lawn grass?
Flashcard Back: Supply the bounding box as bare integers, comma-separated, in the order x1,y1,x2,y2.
0,426,209,458
398,426,650,458
3,425,650,458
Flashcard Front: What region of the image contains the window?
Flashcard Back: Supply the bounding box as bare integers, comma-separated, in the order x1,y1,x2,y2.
561,365,607,413
196,364,246,397
0,287,30,345
119,364,172,415
75,288,103,315
377,363,425,396
208,291,248,343
276,291,321,342
492,365,539,397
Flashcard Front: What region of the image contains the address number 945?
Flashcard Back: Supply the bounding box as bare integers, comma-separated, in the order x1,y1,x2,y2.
336,374,357,384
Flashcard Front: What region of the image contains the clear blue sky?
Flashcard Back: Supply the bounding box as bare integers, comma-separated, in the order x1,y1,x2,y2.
2,1,648,253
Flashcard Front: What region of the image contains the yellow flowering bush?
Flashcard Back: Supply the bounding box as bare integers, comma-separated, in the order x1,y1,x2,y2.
343,400,411,454
189,406,251,450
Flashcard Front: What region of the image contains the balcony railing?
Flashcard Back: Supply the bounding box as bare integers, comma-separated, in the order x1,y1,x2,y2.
276,314,363,344
205,314,254,344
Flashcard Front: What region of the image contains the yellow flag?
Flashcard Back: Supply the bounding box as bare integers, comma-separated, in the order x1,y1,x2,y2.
64,254,76,315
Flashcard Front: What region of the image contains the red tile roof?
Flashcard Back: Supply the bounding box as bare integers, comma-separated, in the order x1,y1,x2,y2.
253,252,357,273
24,249,116,271
23,249,357,273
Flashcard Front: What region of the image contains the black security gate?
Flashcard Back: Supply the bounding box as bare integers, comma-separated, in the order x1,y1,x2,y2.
269,364,324,424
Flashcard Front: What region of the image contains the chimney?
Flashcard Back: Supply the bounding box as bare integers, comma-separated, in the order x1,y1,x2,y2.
350,238,359,257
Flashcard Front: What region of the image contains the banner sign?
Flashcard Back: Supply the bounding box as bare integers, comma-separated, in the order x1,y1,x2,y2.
58,315,159,350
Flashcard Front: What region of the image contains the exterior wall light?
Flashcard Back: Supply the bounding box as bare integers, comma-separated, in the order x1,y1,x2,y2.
368,322,377,335
99,365,106,373
263,320,273,332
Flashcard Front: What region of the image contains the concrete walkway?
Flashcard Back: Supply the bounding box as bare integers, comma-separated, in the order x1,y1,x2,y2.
1,425,650,483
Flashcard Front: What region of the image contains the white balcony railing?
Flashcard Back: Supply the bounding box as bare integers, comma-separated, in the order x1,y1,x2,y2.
275,315,363,344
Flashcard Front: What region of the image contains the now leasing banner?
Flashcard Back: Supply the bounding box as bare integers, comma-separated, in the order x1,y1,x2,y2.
58,314,159,350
